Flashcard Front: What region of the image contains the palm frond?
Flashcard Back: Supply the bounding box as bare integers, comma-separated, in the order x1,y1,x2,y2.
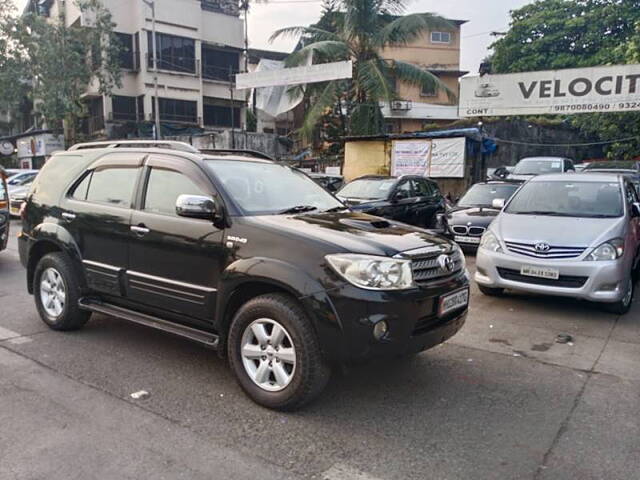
298,81,340,142
355,58,395,104
377,13,454,47
269,26,340,43
284,40,350,67
393,60,457,102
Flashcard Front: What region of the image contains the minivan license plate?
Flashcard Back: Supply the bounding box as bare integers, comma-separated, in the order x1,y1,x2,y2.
520,265,559,280
438,288,469,317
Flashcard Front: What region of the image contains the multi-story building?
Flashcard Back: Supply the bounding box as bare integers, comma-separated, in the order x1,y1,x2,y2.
26,0,246,139
382,18,467,133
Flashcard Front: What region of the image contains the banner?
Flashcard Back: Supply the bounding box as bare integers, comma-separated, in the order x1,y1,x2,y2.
429,137,466,178
391,140,431,176
459,64,640,117
236,61,352,90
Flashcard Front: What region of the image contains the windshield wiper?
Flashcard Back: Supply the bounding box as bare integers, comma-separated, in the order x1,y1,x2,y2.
277,205,318,215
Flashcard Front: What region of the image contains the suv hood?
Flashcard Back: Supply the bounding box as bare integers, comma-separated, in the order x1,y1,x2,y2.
494,213,625,248
246,211,451,256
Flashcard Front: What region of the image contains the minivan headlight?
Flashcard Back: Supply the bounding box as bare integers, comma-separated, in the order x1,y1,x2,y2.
586,238,624,261
326,254,414,290
479,230,503,253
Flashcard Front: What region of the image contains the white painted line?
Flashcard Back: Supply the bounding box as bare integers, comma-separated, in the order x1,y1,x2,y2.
8,336,32,345
322,464,382,480
0,326,21,341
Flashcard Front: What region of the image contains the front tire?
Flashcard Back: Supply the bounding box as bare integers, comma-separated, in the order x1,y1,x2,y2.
227,293,330,411
603,278,633,315
34,253,90,331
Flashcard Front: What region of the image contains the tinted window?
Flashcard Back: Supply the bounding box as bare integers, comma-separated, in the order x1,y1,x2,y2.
506,180,623,218
144,169,207,216
71,173,92,200
412,179,435,196
395,180,413,199
625,183,638,205
86,168,139,207
513,158,563,175
458,184,519,207
338,178,396,200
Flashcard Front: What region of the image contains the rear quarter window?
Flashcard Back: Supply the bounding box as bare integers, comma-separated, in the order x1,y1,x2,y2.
30,154,86,205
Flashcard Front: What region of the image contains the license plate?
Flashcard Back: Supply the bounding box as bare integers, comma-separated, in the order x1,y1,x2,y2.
454,235,481,245
520,265,559,280
438,288,469,317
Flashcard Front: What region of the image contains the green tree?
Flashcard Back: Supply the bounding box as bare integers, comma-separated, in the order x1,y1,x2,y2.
1,0,122,143
271,0,455,140
490,0,640,159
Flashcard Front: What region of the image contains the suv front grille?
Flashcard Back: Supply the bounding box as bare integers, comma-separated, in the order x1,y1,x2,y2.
497,267,588,288
411,250,464,283
504,240,586,259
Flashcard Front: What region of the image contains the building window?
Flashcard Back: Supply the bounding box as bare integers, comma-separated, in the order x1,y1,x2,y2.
430,31,452,44
112,96,138,121
202,46,239,81
203,102,240,128
147,32,196,74
153,98,198,124
115,32,134,70
201,0,223,13
421,74,438,97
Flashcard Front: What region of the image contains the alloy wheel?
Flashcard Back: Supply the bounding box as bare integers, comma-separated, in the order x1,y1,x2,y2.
40,267,66,318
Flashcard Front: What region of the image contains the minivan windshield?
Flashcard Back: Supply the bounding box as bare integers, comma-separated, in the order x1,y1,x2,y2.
513,158,563,175
458,183,519,207
337,178,396,200
205,160,343,215
505,180,623,218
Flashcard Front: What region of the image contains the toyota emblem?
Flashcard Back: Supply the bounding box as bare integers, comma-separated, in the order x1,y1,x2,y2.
437,254,455,272
534,242,551,252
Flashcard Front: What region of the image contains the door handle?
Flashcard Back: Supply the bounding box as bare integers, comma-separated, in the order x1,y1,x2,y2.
61,212,76,221
130,225,150,236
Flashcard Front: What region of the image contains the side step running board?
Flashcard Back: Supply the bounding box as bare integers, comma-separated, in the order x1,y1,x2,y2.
79,298,219,349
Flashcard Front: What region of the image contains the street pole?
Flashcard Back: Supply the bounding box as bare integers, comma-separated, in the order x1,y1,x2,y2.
142,0,162,140
229,65,236,149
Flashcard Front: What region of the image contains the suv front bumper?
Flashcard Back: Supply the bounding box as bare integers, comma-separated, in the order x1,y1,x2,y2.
475,247,630,303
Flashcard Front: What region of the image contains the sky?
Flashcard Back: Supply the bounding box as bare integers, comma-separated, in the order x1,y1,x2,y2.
14,0,531,74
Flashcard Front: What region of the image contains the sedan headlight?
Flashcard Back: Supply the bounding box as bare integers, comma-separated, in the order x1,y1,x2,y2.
586,238,624,261
479,230,503,253
326,254,414,290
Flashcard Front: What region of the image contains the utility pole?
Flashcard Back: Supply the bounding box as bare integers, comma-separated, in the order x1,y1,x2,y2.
229,65,236,149
142,0,162,140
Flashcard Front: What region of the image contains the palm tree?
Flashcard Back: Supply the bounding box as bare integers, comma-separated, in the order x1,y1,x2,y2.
270,0,456,140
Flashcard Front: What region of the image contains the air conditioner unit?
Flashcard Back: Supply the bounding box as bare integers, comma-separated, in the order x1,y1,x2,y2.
390,100,412,111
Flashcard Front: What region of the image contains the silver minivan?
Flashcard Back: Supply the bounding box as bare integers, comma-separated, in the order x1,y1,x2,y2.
475,173,640,313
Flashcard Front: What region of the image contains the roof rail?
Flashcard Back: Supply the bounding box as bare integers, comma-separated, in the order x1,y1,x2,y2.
199,149,275,161
68,140,199,154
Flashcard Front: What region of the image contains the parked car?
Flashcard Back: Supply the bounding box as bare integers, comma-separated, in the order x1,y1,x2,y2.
475,173,640,314
7,169,38,191
308,173,344,193
582,160,640,192
336,175,446,228
507,157,575,182
19,145,469,410
0,168,9,252
443,181,520,250
9,183,34,217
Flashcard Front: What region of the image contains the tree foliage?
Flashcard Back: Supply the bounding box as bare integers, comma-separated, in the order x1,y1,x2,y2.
490,0,640,159
271,0,455,141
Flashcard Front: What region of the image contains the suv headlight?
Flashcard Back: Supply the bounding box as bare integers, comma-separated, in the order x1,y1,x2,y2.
586,238,624,261
479,230,503,253
326,254,414,290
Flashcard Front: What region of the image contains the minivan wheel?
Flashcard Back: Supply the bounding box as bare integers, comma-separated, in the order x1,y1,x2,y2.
603,279,634,315
478,285,504,296
34,253,90,330
227,293,330,410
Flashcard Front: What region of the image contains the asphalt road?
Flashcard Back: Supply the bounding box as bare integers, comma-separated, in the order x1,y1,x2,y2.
1,219,639,480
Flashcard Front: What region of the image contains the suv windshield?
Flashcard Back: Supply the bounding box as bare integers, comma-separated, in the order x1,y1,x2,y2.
513,159,563,175
205,160,343,215
337,178,396,200
505,180,623,218
458,184,518,207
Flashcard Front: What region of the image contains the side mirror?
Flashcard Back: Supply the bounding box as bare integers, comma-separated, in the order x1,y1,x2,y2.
632,202,640,218
492,198,505,209
176,194,217,219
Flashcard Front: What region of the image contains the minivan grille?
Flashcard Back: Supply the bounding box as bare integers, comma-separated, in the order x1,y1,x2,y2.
411,250,464,283
504,241,586,259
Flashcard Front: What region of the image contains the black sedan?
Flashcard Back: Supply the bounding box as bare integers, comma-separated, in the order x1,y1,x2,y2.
443,181,520,250
336,175,446,228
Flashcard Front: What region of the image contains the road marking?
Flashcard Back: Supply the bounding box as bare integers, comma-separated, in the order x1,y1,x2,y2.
0,326,21,340
321,464,382,480
8,336,32,345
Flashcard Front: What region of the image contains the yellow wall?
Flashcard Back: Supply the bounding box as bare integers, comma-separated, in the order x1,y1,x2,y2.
343,140,390,181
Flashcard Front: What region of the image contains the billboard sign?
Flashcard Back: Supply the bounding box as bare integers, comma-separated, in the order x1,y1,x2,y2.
391,140,431,176
236,61,352,90
429,137,466,178
459,64,640,117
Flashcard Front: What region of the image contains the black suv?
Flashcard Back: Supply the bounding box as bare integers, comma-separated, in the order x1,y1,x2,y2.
19,146,469,410
336,175,446,228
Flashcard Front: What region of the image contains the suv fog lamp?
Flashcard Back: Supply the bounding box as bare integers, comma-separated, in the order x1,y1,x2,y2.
326,254,414,290
586,238,624,261
373,320,388,340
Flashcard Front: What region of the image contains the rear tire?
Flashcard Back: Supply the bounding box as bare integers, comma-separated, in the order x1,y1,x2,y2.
227,293,330,411
478,285,504,296
602,278,633,315
34,253,90,331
